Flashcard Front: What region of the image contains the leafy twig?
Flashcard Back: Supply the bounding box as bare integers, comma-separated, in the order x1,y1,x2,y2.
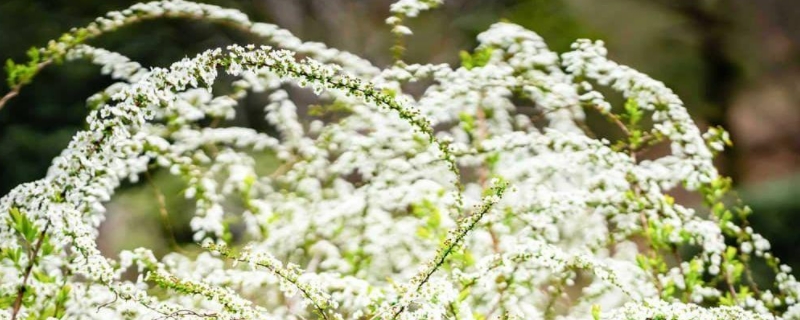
11,220,51,320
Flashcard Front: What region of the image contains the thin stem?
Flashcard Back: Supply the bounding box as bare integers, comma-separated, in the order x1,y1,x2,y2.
448,302,461,320
52,277,69,319
602,109,631,136
390,186,506,319
11,220,51,320
0,85,21,112
145,170,183,253
544,274,569,320
722,255,739,303
212,246,332,320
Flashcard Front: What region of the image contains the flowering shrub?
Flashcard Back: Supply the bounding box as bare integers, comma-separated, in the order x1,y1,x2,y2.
0,1,797,319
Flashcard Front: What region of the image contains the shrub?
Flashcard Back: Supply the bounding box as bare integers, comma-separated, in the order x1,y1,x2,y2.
0,1,795,319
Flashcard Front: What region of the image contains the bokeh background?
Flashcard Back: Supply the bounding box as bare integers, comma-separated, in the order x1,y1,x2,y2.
0,0,798,271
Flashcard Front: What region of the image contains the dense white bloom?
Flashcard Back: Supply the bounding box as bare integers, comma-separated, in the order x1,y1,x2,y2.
0,0,794,319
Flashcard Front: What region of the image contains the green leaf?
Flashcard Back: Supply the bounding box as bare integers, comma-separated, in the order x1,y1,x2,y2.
5,58,17,87
459,50,473,69
21,285,37,307
460,47,494,70
457,288,470,302
635,254,648,270
57,284,71,302
624,97,642,127
591,304,601,320
0,294,16,309
25,47,40,63
725,247,737,261
719,293,735,306
1,247,22,265
471,47,494,68
41,235,54,256
33,269,54,283
9,207,39,243
662,280,676,299
629,129,643,149
458,112,475,132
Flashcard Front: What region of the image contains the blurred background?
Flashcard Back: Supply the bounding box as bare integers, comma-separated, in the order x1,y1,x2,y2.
0,0,798,270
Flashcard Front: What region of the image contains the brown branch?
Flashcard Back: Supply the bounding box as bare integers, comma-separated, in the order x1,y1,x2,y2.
0,87,20,112
722,254,739,303
11,220,51,320
603,108,631,136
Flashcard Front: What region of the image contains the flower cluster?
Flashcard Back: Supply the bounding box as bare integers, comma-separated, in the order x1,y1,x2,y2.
1,0,797,319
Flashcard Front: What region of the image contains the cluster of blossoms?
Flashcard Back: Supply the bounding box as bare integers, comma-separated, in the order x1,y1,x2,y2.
0,0,797,319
